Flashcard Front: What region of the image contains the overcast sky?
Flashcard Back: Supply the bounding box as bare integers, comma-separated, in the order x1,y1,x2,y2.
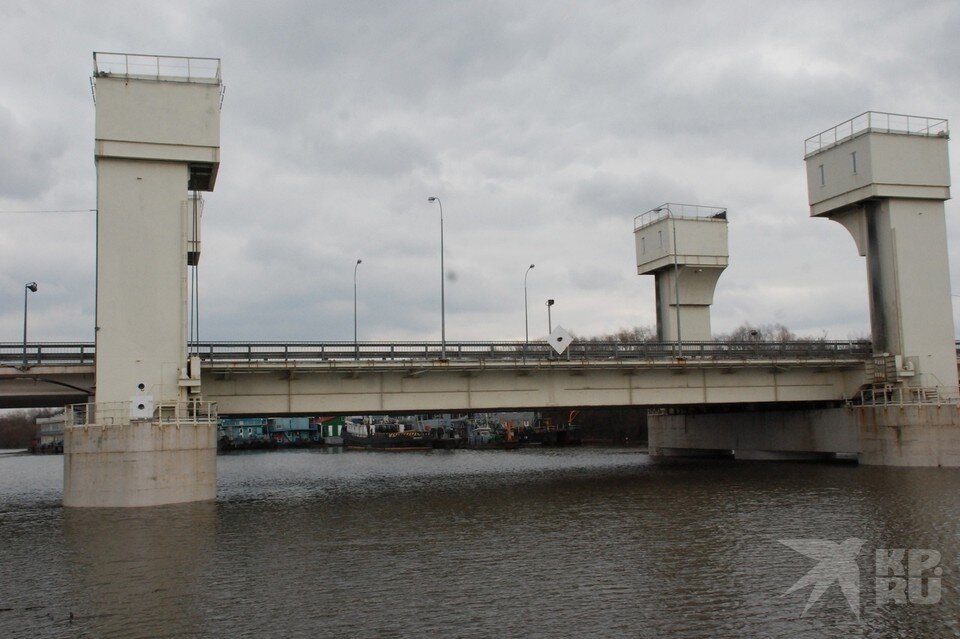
2,0,960,345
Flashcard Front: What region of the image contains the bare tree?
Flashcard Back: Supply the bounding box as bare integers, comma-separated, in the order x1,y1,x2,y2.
575,326,657,343
716,322,798,342
0,408,59,448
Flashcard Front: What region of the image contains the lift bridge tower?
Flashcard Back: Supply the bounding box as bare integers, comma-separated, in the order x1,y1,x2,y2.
634,204,729,349
804,112,957,399
64,53,223,507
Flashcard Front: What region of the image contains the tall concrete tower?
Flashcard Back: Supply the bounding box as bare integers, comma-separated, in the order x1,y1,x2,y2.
634,204,728,347
64,53,223,507
804,112,957,398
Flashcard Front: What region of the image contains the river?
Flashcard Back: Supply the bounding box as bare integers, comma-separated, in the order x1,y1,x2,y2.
1,447,958,638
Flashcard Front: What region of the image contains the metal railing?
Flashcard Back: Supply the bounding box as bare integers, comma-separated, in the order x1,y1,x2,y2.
0,342,95,366
66,400,217,427
2,340,874,367
850,385,956,407
93,52,221,83
804,111,949,157
196,340,870,363
634,203,728,231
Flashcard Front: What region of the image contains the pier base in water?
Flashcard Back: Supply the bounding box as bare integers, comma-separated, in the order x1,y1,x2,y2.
648,405,960,467
64,419,216,508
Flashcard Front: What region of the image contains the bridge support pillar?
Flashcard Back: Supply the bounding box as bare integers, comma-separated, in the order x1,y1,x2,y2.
648,405,960,466
64,53,222,508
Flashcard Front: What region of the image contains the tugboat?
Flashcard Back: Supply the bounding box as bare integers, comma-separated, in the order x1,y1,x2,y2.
419,414,467,449
464,418,520,450
531,411,583,446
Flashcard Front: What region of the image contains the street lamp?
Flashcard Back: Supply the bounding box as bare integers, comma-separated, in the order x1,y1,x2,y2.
23,281,38,369
353,259,362,359
546,298,555,334
524,264,535,351
427,196,446,359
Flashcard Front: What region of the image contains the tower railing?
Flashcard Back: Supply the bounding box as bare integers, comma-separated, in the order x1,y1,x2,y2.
634,203,728,231
804,111,949,157
93,52,221,83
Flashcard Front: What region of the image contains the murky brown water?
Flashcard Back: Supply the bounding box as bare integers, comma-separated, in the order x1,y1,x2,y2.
1,448,958,638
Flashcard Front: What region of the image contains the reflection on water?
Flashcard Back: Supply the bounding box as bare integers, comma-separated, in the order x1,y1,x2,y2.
62,504,215,638
1,448,959,638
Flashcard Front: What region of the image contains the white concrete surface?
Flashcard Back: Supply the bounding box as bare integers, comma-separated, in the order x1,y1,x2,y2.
648,404,960,467
635,211,728,342
805,117,958,396
203,361,865,414
63,421,217,507
64,54,222,508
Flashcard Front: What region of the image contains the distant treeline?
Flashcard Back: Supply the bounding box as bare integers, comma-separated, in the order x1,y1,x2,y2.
0,409,58,448
575,322,863,343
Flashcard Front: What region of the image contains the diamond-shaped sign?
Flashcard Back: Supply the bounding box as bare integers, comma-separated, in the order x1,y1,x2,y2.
549,325,573,355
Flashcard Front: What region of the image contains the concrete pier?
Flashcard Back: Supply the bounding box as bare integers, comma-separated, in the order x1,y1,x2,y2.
63,53,223,507
648,404,960,467
63,407,217,507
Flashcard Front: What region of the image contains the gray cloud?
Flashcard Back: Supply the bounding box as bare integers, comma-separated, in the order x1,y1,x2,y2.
2,0,960,346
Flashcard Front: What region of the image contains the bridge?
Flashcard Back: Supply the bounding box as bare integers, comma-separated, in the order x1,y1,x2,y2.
12,53,960,507
1,339,872,413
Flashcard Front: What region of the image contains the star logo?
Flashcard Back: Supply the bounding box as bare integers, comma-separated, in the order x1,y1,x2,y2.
780,538,865,619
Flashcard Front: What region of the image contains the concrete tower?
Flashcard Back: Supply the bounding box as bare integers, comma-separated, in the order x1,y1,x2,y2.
63,53,223,507
634,204,728,346
804,112,957,399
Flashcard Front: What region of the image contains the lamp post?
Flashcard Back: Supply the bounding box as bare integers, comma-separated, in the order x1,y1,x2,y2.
353,259,362,359
22,282,37,369
524,264,535,351
546,298,555,334
427,196,446,359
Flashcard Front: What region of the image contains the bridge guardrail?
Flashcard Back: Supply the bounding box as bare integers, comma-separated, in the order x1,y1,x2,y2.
1,340,877,367
194,340,873,363
0,342,96,366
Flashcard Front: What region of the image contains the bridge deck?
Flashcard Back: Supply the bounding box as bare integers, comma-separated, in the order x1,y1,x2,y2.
1,340,875,412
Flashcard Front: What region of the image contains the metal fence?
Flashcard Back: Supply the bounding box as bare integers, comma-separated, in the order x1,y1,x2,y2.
804,111,949,157
194,340,872,363
66,400,217,427
93,52,221,83
634,203,728,231
850,385,955,407
0,342,95,366
1,340,875,367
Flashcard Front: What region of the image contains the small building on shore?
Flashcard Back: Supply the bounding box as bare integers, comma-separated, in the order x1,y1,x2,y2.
34,413,65,453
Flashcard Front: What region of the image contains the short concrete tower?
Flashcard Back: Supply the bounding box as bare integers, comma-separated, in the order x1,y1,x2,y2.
634,204,728,345
63,53,223,507
804,112,957,398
